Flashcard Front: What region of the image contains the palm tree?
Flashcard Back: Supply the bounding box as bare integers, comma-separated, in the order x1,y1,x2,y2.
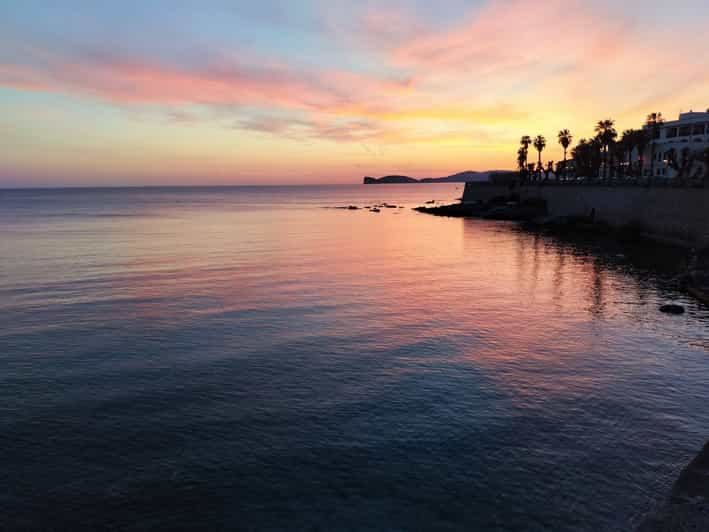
594,119,617,179
557,129,573,180
619,129,636,178
572,139,588,178
533,135,546,180
520,135,531,171
589,137,603,179
634,129,649,179
645,112,664,181
517,147,527,173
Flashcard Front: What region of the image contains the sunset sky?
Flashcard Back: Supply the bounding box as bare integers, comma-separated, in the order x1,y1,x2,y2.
2,0,709,186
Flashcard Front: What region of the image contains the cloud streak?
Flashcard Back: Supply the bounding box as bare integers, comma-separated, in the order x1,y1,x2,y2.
1,0,709,183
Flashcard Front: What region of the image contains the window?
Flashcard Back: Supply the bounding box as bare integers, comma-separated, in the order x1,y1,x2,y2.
679,125,692,136
693,123,707,135
666,127,678,138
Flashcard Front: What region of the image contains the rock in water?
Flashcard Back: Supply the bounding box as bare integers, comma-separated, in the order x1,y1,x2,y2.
659,304,685,315
637,441,709,531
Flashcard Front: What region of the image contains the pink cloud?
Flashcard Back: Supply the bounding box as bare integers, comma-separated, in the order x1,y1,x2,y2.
0,47,413,115
3,0,708,157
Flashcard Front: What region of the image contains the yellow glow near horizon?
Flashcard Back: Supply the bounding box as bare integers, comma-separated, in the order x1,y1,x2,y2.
2,0,708,185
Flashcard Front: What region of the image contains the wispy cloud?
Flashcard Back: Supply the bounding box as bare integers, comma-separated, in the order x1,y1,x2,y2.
2,0,709,183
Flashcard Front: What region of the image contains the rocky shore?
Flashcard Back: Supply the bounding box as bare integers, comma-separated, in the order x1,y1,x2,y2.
414,195,547,221
416,196,709,307
415,197,709,530
637,441,709,531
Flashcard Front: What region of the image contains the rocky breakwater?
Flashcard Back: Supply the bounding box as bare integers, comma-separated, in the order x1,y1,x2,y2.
637,441,709,531
414,195,547,222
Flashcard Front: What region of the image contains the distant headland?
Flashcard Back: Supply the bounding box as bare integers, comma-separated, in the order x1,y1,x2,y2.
363,170,500,184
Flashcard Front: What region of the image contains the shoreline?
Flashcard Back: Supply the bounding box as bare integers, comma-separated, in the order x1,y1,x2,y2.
461,182,709,249
415,197,709,530
637,441,709,531
414,196,709,307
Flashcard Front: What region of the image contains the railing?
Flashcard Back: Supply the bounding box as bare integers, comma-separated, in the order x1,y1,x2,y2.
498,175,708,188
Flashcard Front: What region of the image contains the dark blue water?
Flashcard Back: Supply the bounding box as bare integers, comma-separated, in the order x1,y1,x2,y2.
1,185,708,530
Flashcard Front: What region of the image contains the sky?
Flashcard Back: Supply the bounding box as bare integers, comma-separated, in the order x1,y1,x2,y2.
1,0,709,186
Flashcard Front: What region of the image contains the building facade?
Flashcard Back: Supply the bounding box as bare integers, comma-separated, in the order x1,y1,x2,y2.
641,109,709,180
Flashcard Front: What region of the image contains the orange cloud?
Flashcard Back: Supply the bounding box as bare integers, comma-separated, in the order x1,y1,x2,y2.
0,48,414,115
3,0,709,184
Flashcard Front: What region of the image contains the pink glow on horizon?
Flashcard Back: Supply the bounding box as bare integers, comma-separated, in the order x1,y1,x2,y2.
1,0,708,185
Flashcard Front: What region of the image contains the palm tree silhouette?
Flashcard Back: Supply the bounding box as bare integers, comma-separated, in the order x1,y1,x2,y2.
572,139,588,177
557,129,573,180
635,129,650,177
520,136,532,172
619,129,638,178
517,147,527,173
645,112,664,181
533,135,546,181
594,119,617,180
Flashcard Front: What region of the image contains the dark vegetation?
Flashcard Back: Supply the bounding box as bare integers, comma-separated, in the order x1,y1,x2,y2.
516,113,709,186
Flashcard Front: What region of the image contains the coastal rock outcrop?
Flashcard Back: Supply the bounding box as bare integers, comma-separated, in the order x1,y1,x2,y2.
637,441,709,531
414,196,546,221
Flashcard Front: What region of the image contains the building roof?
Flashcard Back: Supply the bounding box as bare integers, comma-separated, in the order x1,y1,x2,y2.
664,110,709,126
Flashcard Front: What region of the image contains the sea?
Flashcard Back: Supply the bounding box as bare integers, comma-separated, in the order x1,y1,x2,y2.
1,184,708,531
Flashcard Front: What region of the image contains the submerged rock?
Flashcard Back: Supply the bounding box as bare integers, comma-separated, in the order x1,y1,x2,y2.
659,304,685,315
414,202,488,217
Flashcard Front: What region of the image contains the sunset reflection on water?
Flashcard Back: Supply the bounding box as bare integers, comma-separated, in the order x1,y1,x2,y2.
1,185,708,531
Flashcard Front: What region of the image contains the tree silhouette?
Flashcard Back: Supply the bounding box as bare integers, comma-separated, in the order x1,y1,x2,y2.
533,135,546,180
517,147,527,175
594,119,617,180
519,136,531,174
645,112,664,181
619,129,636,178
557,129,573,180
634,129,650,179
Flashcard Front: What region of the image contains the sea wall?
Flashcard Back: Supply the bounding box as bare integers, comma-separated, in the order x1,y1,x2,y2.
463,182,709,247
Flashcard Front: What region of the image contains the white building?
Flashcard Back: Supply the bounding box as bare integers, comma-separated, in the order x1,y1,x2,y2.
642,109,709,179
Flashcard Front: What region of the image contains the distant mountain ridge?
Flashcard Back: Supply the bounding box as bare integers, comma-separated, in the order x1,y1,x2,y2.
363,175,418,184
363,171,497,184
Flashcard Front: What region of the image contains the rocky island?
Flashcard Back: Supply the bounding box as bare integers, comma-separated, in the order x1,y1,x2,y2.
364,170,493,184
363,175,419,184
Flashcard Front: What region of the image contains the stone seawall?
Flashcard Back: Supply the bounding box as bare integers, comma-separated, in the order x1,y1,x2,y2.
463,183,709,248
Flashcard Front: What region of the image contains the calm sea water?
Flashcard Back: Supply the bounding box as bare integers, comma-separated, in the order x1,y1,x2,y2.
1,184,708,531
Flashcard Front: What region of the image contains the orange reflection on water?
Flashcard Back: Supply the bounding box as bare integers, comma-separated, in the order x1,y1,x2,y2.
97,188,699,404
